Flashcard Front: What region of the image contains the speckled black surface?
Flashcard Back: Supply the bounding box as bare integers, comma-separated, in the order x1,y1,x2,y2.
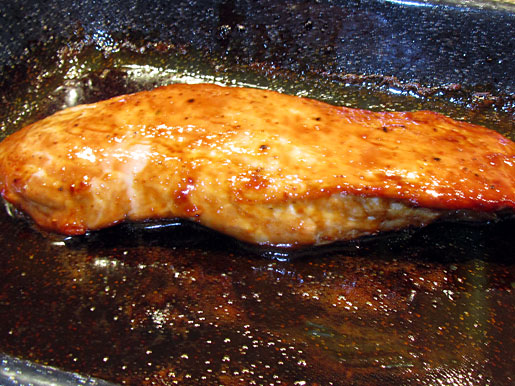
1,0,514,93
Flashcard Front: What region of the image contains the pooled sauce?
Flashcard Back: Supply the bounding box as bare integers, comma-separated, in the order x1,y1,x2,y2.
0,41,514,385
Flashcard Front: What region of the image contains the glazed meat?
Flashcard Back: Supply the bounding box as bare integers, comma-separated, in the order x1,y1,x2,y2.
0,84,513,246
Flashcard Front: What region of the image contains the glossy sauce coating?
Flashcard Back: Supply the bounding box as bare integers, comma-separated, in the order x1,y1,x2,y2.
0,84,513,245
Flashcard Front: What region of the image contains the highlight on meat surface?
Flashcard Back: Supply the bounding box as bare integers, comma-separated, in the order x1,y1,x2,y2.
0,83,513,247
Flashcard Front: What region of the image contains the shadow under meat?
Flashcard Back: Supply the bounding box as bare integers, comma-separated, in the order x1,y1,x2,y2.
58,215,515,264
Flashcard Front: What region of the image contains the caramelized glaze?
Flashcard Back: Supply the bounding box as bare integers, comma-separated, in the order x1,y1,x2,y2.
0,84,513,245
